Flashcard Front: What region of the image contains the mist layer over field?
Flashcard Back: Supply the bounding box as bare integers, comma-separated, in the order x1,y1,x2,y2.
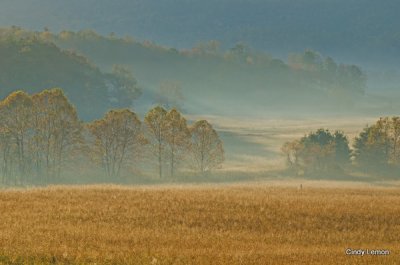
197,115,376,172
1,2,400,265
0,3,399,183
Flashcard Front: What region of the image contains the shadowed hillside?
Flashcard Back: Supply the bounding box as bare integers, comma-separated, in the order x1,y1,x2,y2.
0,30,141,120
49,30,369,116
1,27,375,118
0,0,399,68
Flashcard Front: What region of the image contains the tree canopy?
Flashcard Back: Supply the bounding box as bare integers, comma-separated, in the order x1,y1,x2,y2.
282,129,351,176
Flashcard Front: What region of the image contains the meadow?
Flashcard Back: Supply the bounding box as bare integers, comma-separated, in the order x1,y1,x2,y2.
0,182,399,264
200,115,377,172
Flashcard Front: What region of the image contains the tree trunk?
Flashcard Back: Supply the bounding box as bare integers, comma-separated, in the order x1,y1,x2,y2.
158,142,162,178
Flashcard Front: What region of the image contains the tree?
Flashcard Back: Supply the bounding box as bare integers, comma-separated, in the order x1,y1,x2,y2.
106,65,142,108
339,64,366,95
165,109,190,178
333,131,352,165
281,139,302,169
288,50,366,102
191,40,220,56
144,106,168,178
0,89,82,184
0,32,151,120
288,49,322,71
88,109,146,180
0,91,33,184
0,126,13,184
282,129,351,175
31,88,82,182
391,117,400,164
353,117,400,169
155,80,184,110
353,126,382,169
190,120,224,174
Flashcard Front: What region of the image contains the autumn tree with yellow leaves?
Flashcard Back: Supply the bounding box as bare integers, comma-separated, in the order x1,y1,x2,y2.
0,88,225,184
0,91,32,184
144,106,169,178
0,89,82,184
353,117,400,171
31,88,82,182
165,109,190,178
87,109,146,180
190,120,224,174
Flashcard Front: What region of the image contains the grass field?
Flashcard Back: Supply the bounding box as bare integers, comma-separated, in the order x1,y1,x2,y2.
192,115,378,172
0,183,399,264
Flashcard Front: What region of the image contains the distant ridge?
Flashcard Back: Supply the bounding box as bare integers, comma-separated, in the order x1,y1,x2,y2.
0,0,399,67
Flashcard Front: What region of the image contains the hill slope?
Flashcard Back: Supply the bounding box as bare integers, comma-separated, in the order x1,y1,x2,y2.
50,30,372,116
0,32,140,120
2,28,395,118
0,0,399,67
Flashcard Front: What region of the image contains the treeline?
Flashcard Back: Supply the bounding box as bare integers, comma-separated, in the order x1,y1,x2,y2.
282,117,400,177
0,89,224,185
1,0,399,65
0,27,141,121
52,29,366,101
0,27,367,117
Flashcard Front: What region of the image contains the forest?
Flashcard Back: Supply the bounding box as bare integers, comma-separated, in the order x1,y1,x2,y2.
0,27,369,119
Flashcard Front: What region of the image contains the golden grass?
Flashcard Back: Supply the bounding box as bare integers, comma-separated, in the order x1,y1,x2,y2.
0,184,399,264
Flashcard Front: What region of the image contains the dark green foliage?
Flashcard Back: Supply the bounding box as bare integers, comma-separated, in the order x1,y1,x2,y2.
283,129,351,175
49,30,367,113
104,65,142,108
333,131,352,166
354,126,384,168
0,27,368,116
0,30,141,120
0,0,399,67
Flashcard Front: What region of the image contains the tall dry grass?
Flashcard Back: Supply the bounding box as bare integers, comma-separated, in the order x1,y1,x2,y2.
0,184,399,264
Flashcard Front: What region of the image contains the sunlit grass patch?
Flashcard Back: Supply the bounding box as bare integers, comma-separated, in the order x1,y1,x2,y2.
0,184,399,264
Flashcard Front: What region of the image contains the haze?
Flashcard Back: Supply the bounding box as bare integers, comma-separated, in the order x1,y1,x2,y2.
0,1,399,181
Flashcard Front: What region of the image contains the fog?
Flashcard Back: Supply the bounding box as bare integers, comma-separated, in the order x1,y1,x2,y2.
0,2,399,185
